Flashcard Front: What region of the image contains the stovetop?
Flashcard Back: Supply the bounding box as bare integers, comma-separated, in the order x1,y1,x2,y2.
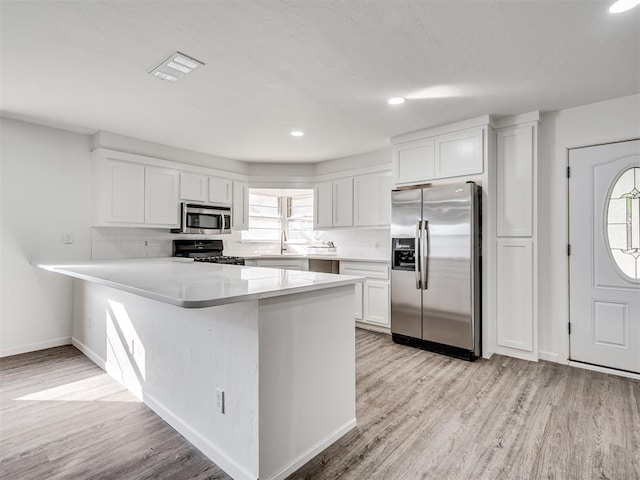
172,240,245,265
193,255,245,265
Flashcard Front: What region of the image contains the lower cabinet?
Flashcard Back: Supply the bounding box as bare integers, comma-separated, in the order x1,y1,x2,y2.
340,261,390,331
363,281,389,327
244,258,308,271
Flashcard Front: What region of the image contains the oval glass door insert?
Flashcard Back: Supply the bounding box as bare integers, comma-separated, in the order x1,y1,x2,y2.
606,166,640,280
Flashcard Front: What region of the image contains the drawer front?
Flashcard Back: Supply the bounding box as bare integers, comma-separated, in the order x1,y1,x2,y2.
340,261,389,280
255,259,307,270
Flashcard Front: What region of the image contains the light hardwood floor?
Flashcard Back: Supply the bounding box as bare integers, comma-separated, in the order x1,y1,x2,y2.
1,329,639,480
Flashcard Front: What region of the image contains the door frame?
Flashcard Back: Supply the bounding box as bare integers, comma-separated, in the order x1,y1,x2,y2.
554,132,640,374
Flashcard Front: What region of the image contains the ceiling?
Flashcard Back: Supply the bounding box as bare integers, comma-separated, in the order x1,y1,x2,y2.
1,1,639,163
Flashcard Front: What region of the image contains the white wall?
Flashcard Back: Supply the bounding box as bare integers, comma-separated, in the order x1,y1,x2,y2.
538,94,640,362
0,118,93,356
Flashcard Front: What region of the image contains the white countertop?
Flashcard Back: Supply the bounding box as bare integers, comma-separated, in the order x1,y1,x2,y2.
242,254,390,264
36,259,363,309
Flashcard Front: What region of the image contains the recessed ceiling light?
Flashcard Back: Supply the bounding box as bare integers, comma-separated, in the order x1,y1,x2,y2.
388,97,407,105
290,131,304,137
149,51,204,82
609,0,640,12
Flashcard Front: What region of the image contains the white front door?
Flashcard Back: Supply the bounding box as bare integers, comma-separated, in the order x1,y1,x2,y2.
569,139,640,373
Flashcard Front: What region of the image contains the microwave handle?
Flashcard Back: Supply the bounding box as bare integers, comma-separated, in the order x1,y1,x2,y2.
219,213,225,233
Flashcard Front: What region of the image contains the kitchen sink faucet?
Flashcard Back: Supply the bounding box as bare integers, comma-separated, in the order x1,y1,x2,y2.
281,230,288,254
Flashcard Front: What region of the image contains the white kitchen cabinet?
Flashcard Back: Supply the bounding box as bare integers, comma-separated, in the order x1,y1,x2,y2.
392,138,435,186
209,176,233,205
363,281,389,327
244,258,308,271
144,167,179,227
232,180,249,230
497,125,533,237
314,181,333,229
179,172,208,203
354,172,392,226
340,261,390,331
333,178,353,227
102,159,145,224
434,127,484,178
314,178,353,229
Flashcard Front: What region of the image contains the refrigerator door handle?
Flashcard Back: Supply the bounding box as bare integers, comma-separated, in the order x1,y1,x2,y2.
422,220,429,289
415,220,422,289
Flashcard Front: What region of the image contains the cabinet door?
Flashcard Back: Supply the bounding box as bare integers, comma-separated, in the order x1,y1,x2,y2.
209,176,233,205
145,167,179,226
344,171,391,226
105,160,145,224
363,281,390,327
378,173,393,225
232,181,249,230
354,282,363,320
434,127,484,178
314,181,333,229
393,138,435,185
497,125,533,237
179,172,207,202
333,178,353,227
354,173,379,227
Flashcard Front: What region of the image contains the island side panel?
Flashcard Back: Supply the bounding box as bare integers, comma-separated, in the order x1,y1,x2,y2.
72,279,260,480
257,285,357,480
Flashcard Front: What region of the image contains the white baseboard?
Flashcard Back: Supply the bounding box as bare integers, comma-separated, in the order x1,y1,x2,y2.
568,361,640,380
355,322,390,335
538,350,562,363
493,345,538,362
0,336,71,358
143,392,257,480
267,418,357,480
71,337,105,370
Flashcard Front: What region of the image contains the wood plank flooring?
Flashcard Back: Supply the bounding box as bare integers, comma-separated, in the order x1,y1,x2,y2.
1,329,639,479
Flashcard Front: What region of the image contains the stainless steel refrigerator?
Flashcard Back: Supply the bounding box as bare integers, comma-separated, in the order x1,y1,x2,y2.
390,182,481,360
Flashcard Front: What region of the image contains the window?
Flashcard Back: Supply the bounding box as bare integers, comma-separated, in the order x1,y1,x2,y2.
241,189,315,243
606,166,640,280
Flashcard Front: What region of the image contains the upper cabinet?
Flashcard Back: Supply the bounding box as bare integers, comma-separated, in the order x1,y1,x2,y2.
179,172,208,203
92,149,248,230
393,138,434,185
354,172,392,227
314,181,334,229
392,121,487,186
102,160,145,224
145,166,179,226
434,127,483,178
94,158,179,227
333,178,353,227
316,172,392,229
314,179,354,229
232,181,249,230
209,176,233,205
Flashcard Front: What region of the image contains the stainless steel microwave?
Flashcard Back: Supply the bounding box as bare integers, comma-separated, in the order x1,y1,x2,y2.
172,203,232,234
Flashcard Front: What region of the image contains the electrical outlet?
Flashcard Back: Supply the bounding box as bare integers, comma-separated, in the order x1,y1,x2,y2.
63,233,73,244
215,388,225,414
144,240,149,247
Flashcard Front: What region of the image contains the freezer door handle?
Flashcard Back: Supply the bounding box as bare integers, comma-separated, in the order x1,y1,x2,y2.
422,221,429,289
415,220,422,289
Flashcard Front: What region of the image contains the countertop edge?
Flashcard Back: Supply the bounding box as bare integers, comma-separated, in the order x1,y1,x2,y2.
35,263,364,309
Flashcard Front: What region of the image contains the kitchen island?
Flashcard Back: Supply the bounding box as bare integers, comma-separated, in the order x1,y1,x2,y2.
37,259,362,480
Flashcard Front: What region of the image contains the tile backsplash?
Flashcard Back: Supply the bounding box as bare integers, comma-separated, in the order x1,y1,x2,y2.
91,227,390,260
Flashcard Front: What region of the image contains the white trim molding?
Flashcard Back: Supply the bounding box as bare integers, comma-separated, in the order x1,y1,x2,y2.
0,336,71,358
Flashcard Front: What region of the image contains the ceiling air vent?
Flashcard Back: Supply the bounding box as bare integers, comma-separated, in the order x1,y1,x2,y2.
149,52,204,82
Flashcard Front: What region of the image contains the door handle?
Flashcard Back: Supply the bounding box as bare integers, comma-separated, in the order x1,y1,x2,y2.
415,221,421,289
422,221,429,289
